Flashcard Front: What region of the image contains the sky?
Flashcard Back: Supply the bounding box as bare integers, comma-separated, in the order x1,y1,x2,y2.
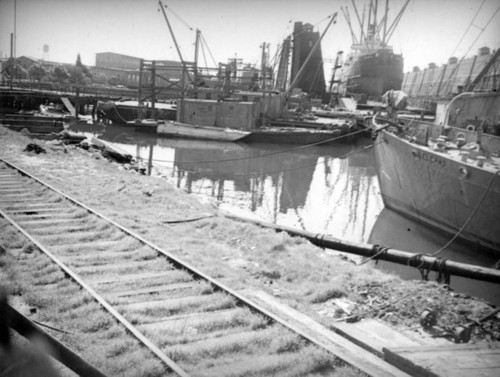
0,0,499,74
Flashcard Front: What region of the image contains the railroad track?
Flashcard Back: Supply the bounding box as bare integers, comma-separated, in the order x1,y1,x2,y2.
0,156,407,377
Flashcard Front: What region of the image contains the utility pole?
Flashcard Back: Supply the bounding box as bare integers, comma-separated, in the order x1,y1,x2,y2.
14,0,17,59
9,33,13,89
260,42,269,89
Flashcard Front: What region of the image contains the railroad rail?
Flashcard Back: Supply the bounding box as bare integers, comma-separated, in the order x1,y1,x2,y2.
0,156,408,377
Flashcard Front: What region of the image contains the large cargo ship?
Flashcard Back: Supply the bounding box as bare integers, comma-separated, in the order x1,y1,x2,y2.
338,0,410,100
372,91,500,253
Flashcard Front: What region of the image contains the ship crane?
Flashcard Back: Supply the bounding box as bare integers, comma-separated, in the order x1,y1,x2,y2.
158,0,193,84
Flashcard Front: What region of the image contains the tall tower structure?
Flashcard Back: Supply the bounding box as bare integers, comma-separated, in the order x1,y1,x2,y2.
290,22,326,98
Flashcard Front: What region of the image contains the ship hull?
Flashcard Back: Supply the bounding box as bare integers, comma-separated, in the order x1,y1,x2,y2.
341,49,404,99
242,127,348,145
374,128,500,254
157,121,250,142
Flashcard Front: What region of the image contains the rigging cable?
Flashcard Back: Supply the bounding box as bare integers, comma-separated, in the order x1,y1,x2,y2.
200,34,218,68
449,0,487,59
441,3,500,95
161,1,194,31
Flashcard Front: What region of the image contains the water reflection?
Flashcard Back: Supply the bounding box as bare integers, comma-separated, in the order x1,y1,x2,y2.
130,132,380,241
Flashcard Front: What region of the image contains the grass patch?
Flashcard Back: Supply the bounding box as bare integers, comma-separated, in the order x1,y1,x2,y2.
309,287,345,304
194,344,355,377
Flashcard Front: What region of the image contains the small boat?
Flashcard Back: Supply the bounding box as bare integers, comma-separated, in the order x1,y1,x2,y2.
372,113,500,254
157,120,250,142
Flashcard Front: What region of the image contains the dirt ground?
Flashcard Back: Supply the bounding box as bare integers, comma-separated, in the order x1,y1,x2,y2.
0,125,499,347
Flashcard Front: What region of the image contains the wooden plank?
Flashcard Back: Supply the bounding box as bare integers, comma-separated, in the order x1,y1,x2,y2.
138,307,241,332
17,218,89,228
107,281,198,298
243,290,411,377
36,230,120,243
74,260,172,275
333,319,425,357
49,240,125,252
0,187,33,193
9,212,81,221
28,224,96,235
4,204,71,212
58,249,142,262
61,97,76,117
0,193,43,200
384,343,500,377
122,293,219,312
90,271,184,285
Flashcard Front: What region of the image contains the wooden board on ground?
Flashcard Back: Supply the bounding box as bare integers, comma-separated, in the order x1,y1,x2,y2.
383,342,500,377
333,318,450,357
242,289,411,377
334,319,423,357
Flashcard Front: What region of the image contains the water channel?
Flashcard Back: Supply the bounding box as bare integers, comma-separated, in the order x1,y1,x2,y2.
70,122,500,305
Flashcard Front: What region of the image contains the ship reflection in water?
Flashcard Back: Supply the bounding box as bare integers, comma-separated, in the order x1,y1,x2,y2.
77,124,499,305
132,135,381,244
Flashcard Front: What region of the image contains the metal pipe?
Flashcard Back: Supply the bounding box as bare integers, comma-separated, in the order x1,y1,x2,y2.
222,212,500,284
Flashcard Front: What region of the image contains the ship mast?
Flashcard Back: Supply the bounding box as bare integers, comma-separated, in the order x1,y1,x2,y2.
384,0,411,46
275,36,291,91
345,0,410,50
341,7,359,45
382,0,389,45
194,28,201,79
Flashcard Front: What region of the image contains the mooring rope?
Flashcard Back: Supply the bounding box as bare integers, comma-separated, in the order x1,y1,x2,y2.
358,245,390,265
429,170,500,256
